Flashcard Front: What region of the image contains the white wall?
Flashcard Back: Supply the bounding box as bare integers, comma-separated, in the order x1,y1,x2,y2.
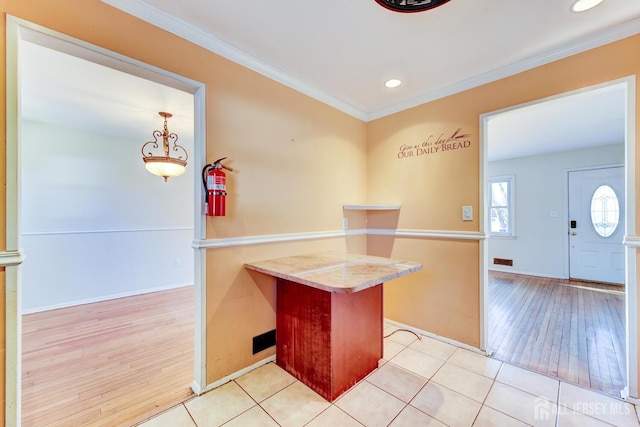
487,143,624,278
21,120,194,312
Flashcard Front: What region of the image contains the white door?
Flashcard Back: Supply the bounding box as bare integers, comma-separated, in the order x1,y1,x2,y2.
568,167,625,284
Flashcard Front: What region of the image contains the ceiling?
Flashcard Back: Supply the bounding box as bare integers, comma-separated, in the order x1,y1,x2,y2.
18,0,637,161
103,0,640,120
20,39,195,143
487,83,626,161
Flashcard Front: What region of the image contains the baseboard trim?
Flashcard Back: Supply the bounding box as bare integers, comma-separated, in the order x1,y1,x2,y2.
21,282,193,314
192,355,276,395
384,318,487,355
488,267,566,279
194,321,484,396
624,391,640,404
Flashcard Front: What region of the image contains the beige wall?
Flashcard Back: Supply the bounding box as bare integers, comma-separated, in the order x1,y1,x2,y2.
367,34,640,376
0,270,4,421
2,0,367,403
2,0,640,419
367,95,481,345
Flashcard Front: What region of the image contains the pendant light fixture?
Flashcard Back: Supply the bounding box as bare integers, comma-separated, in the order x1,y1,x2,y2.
141,112,188,181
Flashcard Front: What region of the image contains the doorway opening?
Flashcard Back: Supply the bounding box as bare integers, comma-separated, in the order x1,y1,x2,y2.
480,78,636,399
5,17,207,425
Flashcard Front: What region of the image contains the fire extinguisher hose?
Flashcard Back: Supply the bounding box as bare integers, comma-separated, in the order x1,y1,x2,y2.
202,164,213,192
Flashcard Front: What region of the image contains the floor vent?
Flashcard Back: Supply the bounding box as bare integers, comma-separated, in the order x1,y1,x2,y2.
493,258,513,266
252,329,276,354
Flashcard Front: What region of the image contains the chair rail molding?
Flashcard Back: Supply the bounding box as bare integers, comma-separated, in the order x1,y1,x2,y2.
193,228,486,249
624,235,640,247
0,250,25,267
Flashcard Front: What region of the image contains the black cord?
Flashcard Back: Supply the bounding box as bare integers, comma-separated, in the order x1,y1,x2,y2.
384,328,422,340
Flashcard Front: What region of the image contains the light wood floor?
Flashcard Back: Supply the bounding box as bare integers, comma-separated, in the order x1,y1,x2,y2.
21,286,195,426
489,271,626,397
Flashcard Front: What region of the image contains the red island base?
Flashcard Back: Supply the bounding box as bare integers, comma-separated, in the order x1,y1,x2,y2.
276,278,382,402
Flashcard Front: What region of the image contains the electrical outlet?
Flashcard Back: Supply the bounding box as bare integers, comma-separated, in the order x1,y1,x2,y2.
174,257,182,267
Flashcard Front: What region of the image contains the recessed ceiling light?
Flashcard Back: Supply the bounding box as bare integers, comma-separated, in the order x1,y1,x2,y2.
385,79,402,88
570,0,604,12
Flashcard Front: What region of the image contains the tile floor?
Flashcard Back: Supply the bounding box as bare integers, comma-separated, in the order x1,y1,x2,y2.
137,324,640,427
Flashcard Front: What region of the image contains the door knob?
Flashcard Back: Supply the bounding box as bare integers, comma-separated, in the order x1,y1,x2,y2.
570,232,577,236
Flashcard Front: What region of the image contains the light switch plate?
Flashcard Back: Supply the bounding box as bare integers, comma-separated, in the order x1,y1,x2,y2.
462,206,473,221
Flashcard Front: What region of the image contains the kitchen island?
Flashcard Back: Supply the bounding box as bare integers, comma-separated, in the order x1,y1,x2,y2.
244,252,422,401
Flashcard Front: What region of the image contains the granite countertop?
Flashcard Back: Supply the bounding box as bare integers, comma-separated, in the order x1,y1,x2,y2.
244,251,422,293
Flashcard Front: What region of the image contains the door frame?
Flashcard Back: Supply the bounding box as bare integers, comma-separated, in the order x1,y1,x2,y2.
479,76,637,398
5,16,208,425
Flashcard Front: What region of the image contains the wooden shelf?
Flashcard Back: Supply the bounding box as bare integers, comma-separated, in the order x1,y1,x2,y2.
342,205,400,211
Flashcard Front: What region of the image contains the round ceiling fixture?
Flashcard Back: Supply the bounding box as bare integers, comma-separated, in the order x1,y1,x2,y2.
570,0,604,12
375,0,452,13
385,79,402,88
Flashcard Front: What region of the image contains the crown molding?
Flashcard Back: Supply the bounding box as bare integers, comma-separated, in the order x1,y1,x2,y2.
102,0,640,122
367,17,640,121
100,0,368,121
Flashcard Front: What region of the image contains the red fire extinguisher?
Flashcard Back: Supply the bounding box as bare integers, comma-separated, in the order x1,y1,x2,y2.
202,157,233,216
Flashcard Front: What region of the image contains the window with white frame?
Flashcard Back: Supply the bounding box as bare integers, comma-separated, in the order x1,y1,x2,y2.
489,176,514,236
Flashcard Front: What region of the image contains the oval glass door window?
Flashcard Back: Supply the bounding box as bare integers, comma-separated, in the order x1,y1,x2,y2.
590,185,620,237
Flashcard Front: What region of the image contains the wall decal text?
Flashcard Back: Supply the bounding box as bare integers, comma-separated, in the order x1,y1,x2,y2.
397,127,471,159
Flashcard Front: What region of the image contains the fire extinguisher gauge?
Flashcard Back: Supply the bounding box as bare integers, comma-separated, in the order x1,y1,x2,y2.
213,157,233,172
